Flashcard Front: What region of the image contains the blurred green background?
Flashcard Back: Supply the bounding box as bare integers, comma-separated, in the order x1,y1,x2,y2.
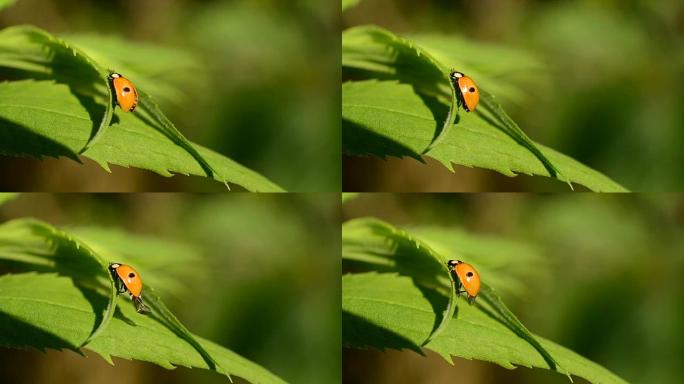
343,193,684,383
0,0,339,192
343,0,684,192
0,193,340,383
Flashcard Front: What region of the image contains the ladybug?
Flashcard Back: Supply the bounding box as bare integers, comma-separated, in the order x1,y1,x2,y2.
449,70,479,112
108,72,138,112
109,262,149,313
447,259,481,304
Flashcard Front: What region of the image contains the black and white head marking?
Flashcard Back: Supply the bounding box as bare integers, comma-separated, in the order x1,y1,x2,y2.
449,71,464,82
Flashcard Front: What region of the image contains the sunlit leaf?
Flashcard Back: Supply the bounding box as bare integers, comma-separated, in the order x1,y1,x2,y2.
342,25,627,191
343,272,627,384
342,80,627,192
0,79,283,191
0,219,285,383
0,273,284,383
0,25,283,191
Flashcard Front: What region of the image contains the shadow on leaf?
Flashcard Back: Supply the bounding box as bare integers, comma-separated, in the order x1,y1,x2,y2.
343,118,424,161
415,282,459,341
74,285,109,338
416,90,449,148
342,311,423,355
0,117,81,162
26,29,105,150
0,311,81,352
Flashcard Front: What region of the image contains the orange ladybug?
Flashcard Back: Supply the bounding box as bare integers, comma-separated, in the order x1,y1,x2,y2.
109,262,149,313
447,259,481,304
449,70,479,112
109,72,138,112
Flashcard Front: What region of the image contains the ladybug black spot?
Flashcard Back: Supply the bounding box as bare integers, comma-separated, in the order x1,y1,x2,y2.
128,272,135,278
469,87,476,93
123,87,131,92
466,271,474,277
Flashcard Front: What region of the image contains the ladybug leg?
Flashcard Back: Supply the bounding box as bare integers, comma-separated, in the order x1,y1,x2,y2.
114,277,126,294
109,267,126,294
455,91,466,116
133,296,150,314
454,278,465,295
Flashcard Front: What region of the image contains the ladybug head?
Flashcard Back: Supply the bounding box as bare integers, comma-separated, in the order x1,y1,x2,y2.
449,70,464,82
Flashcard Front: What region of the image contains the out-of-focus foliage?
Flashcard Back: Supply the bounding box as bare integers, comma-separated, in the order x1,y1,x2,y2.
342,0,360,12
179,1,339,192
0,0,337,192
343,0,684,192
342,194,684,383
0,193,340,384
0,0,15,11
0,192,16,205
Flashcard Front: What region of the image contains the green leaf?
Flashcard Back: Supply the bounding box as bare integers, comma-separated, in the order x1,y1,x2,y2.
343,26,447,99
342,0,360,12
342,218,628,383
0,0,16,11
477,284,561,374
135,87,218,181
141,285,224,377
0,218,284,382
343,272,627,384
342,193,359,203
0,272,285,384
0,193,17,206
342,25,627,191
0,25,282,191
343,218,558,363
0,25,114,151
342,80,627,192
63,33,202,106
68,227,207,297
341,218,457,344
407,226,547,297
0,79,283,191
0,218,119,346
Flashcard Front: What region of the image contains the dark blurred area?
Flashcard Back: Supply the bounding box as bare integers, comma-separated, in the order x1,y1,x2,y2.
0,0,339,192
342,193,684,383
0,193,341,383
343,0,684,192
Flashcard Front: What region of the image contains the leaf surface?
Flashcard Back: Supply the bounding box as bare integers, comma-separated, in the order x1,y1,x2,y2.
342,80,627,192
342,25,627,191
0,219,285,383
343,272,627,384
0,25,283,191
0,79,283,191
0,273,285,384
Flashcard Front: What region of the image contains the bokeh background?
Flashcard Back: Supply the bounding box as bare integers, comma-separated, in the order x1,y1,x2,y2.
343,0,684,192
0,193,340,384
0,0,339,192
343,193,684,383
